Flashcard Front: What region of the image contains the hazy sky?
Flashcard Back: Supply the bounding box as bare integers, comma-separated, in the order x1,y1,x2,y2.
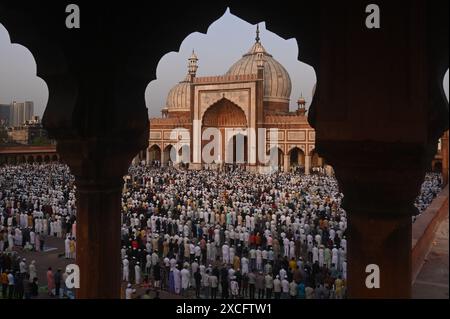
0,23,48,116
0,8,448,119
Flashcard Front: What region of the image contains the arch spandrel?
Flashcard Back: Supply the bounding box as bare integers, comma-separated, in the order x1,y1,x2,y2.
149,144,162,151
201,97,248,127
199,93,249,125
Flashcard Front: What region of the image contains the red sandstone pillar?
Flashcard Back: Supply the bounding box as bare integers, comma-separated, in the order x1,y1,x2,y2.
308,0,448,299
347,210,412,298
56,138,144,299
319,143,423,298
75,179,123,298
304,155,311,175
442,131,449,186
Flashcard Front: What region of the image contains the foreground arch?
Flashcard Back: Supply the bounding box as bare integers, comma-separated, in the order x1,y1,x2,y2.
1,1,447,298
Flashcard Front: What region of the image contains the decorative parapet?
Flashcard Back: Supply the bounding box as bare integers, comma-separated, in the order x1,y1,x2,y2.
264,113,311,125
149,117,191,125
193,74,258,84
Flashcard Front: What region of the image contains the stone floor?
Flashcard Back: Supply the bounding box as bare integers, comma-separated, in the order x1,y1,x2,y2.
412,216,449,299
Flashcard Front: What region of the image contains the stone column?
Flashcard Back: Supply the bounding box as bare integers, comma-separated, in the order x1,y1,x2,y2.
347,211,411,298
304,155,311,175
47,69,150,296
442,131,449,186
308,0,448,298
192,119,202,165
146,147,150,165
161,149,165,167
318,157,323,167
318,142,426,298
297,151,302,166
54,137,145,299
76,178,122,298
283,154,290,172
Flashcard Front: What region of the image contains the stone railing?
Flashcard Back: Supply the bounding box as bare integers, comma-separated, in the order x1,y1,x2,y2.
0,145,57,154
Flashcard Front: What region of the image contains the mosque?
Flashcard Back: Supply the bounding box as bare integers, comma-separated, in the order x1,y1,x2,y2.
145,26,330,174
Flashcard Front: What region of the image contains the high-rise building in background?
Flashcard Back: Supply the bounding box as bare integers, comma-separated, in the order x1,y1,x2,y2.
24,101,34,122
12,102,23,126
0,101,48,145
9,101,34,126
0,104,11,125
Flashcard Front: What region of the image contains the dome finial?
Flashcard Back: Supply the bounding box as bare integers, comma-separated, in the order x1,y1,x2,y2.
297,93,306,108
255,24,260,43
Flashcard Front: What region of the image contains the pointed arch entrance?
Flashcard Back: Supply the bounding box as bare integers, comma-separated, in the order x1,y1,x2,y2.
163,145,175,166
148,144,162,164
288,147,305,172
267,146,284,170
201,98,248,165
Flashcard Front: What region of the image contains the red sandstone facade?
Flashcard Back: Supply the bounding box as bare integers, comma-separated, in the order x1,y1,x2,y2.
146,31,328,174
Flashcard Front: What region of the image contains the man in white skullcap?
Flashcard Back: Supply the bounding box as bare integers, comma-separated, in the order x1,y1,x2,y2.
125,283,135,299
222,242,230,264
134,262,141,285
122,256,129,282
180,264,190,297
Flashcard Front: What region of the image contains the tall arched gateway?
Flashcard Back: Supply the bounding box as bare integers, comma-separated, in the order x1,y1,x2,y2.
202,98,248,164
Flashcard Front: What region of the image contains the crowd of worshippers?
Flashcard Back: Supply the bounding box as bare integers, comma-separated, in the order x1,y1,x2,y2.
0,251,38,299
0,251,73,299
0,164,77,253
121,167,345,299
0,164,78,298
121,166,443,299
414,172,443,214
0,163,443,299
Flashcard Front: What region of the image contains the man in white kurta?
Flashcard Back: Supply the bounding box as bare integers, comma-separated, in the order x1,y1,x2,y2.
122,257,129,282
180,265,190,296
313,246,319,264
318,245,325,267
331,246,339,268
135,262,142,285
64,235,71,259
241,256,249,275
173,267,181,294
222,243,230,264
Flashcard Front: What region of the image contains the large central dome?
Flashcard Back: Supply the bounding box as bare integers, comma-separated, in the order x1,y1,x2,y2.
226,36,292,106
164,29,293,115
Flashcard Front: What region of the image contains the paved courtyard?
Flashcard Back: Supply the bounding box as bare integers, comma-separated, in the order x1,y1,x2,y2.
412,216,449,299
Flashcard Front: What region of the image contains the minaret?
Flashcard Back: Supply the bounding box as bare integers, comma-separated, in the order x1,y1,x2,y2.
161,107,168,118
297,94,307,116
188,50,198,81
255,24,265,168
255,25,265,79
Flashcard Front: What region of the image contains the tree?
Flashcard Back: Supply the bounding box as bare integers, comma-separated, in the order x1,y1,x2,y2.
31,136,51,146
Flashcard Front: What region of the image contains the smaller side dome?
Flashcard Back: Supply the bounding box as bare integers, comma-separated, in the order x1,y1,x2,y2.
166,79,191,112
